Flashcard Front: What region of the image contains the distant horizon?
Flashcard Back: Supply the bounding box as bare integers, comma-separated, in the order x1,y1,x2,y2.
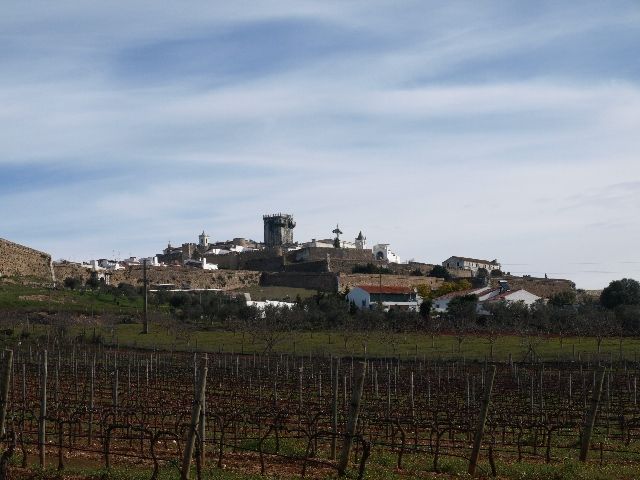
2,1,639,291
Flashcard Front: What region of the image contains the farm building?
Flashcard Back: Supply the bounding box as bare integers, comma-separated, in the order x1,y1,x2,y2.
346,285,419,311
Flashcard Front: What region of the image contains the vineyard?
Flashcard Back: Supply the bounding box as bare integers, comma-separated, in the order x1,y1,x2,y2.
0,340,639,479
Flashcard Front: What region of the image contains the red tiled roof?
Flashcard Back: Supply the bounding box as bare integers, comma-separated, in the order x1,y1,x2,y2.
356,285,414,294
484,289,523,302
448,256,499,265
435,287,491,300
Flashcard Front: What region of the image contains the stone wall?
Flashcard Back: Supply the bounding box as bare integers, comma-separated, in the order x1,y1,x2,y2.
446,268,474,278
54,264,261,291
204,250,284,272
0,238,55,283
260,272,339,292
291,247,374,263
494,276,575,298
283,260,329,273
338,273,443,292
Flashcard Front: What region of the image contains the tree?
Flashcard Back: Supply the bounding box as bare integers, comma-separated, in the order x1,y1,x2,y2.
85,274,100,290
428,265,451,280
63,277,82,290
600,278,640,309
419,298,432,320
472,267,490,288
548,290,577,307
447,294,478,353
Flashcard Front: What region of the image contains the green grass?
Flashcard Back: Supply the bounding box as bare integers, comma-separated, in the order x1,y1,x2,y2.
0,280,144,315
50,321,640,361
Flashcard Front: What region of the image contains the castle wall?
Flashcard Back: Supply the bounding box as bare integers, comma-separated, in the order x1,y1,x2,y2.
54,264,261,291
292,247,373,263
0,238,55,283
260,272,339,292
493,276,575,298
337,273,443,292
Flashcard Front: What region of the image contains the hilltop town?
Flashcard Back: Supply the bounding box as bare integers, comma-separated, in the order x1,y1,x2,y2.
1,212,575,314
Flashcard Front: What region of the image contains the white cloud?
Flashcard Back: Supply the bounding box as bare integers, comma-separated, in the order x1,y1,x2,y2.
1,0,639,288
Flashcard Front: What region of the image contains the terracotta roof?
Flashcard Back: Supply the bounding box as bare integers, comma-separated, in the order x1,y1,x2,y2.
356,285,414,294
484,289,524,302
435,287,491,301
448,256,499,265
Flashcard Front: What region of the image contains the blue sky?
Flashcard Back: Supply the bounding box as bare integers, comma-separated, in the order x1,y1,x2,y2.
1,1,639,289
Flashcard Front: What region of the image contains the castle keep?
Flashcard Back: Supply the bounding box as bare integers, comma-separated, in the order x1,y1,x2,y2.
263,213,296,247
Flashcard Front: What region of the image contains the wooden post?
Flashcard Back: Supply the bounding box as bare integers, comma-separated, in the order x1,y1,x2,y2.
468,365,496,476
580,367,606,462
39,350,48,468
88,356,95,445
143,259,149,334
338,361,366,476
331,357,339,460
181,363,207,480
0,349,13,436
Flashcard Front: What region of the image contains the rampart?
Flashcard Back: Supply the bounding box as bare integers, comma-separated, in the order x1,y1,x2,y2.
204,250,284,272
0,238,55,283
260,272,339,292
338,273,443,291
54,264,261,291
494,276,575,298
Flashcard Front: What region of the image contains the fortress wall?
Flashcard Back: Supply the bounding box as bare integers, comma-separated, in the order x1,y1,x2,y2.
260,272,339,292
283,260,329,273
54,264,261,291
494,276,575,298
0,238,55,283
204,250,283,271
446,268,474,278
337,273,443,291
292,247,374,263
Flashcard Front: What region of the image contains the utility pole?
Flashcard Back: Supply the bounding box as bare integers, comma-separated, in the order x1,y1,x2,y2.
142,259,149,334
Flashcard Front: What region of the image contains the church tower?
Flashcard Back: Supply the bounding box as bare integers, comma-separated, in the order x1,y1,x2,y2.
355,231,366,249
198,231,209,248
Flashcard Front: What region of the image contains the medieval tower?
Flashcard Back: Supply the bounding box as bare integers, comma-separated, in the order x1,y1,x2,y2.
263,213,296,247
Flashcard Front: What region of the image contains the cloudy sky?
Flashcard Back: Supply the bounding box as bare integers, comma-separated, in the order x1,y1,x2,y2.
1,1,639,289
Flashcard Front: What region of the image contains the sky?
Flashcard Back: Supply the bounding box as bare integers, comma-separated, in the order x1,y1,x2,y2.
1,1,639,289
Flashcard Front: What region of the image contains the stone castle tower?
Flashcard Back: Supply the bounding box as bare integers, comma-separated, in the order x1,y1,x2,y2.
263,213,296,247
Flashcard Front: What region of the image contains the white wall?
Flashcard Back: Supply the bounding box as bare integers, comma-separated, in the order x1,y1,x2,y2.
346,287,371,309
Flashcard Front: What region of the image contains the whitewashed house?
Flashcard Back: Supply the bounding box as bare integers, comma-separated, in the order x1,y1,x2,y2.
373,244,401,263
347,285,419,311
478,288,541,314
432,287,492,313
184,258,218,270
442,256,501,275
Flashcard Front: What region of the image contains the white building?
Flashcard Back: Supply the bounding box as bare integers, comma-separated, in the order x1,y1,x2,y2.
198,231,210,248
433,282,542,314
303,238,358,249
432,287,492,313
184,258,218,270
478,288,541,314
373,244,401,263
442,256,501,275
346,285,419,311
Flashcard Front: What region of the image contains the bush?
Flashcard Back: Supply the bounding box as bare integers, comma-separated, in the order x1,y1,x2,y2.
428,265,451,280
601,278,640,309
63,277,82,290
352,263,391,274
